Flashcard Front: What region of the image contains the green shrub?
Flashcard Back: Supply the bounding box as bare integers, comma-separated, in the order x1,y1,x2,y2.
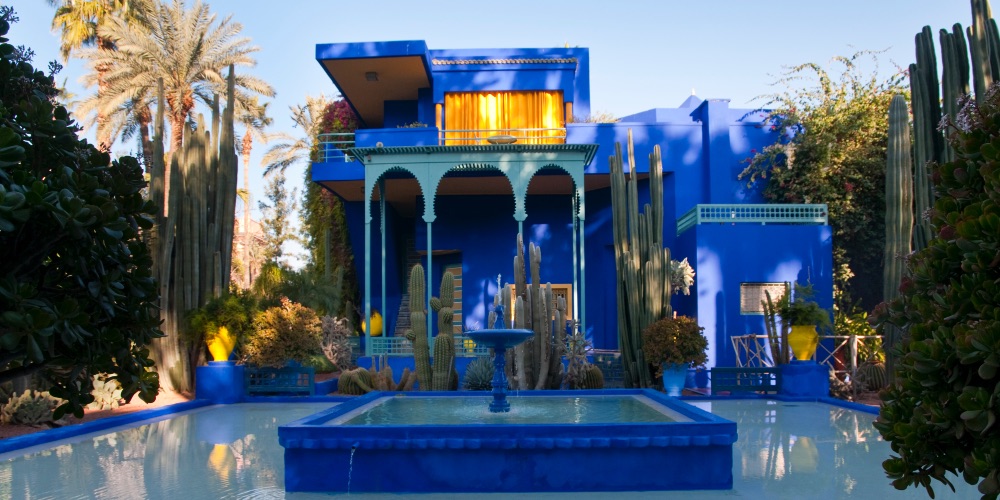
641,315,708,369
875,85,1000,498
1,390,61,425
243,297,322,368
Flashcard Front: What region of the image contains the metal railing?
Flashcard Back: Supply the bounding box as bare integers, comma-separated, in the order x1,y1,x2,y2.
316,132,356,162
366,335,490,357
731,332,883,382
439,127,567,145
676,204,829,235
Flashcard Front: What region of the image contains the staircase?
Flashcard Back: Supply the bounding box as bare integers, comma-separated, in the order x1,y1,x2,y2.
393,238,421,337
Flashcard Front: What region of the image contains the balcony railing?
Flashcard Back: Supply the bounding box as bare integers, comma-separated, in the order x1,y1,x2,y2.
676,204,829,235
439,127,566,145
367,335,490,357
316,132,356,162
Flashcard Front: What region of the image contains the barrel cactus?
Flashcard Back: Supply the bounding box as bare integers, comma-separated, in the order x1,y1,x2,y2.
338,367,374,395
856,361,888,392
577,364,605,389
1,390,61,425
462,356,495,391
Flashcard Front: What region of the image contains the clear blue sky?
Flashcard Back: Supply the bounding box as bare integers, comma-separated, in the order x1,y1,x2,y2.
7,0,977,259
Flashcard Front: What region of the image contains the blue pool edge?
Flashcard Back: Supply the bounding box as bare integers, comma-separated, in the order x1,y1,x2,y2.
0,395,354,455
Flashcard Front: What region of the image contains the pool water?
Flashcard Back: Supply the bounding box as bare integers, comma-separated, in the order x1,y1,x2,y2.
0,399,981,498
336,395,686,425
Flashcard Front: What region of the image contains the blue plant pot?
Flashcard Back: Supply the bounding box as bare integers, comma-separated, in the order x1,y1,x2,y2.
662,362,689,397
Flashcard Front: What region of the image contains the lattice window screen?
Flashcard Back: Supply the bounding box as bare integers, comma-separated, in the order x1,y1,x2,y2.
740,282,789,315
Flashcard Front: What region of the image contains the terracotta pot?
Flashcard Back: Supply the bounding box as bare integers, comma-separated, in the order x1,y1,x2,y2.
788,325,819,361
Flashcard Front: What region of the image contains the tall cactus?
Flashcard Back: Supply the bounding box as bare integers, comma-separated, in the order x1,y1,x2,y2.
404,264,457,390
404,264,430,389
610,130,672,389
907,1,1000,253
430,272,456,391
884,95,914,383
148,67,239,391
504,233,565,390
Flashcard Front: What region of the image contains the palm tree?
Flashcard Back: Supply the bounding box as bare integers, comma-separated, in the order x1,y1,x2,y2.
236,98,272,288
88,0,274,191
261,95,331,177
48,0,151,152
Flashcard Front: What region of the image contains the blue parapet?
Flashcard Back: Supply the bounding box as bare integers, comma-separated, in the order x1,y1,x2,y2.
195,362,245,404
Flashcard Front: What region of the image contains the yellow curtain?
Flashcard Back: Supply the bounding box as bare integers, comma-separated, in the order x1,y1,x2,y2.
444,91,565,145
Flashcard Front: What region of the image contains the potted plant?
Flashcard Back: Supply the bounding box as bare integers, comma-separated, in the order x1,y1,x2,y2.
641,315,708,396
779,282,832,361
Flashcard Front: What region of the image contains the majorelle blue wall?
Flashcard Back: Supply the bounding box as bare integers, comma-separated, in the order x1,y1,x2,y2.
674,223,834,369
343,199,405,339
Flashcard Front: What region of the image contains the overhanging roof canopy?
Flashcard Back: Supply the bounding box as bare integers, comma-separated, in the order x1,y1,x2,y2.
316,41,432,128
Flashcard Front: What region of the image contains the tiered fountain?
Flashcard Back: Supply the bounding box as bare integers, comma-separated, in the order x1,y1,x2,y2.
279,306,736,493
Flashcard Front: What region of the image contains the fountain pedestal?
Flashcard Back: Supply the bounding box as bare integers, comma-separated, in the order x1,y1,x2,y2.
466,328,534,413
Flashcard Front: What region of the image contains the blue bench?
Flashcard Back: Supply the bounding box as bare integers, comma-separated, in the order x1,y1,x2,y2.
245,366,315,396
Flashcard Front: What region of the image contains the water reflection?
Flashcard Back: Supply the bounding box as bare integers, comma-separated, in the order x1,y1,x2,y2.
1,403,328,499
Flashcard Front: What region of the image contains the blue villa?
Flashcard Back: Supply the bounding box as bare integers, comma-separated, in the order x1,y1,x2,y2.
310,40,833,373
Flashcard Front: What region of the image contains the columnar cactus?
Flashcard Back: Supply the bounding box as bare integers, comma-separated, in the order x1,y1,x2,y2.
404,264,431,389
610,131,672,388
430,272,457,391
884,95,914,382
505,233,565,390
148,67,240,391
404,264,457,390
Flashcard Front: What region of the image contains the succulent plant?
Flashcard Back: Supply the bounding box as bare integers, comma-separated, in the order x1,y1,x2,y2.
87,374,123,411
578,364,605,390
855,361,887,392
338,367,374,395
462,356,494,391
1,390,61,426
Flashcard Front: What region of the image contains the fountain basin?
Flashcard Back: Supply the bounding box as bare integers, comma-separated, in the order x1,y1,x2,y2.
279,389,736,493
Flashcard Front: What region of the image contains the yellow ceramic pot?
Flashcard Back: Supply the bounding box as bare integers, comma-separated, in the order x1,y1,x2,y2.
788,325,818,361
206,326,237,362
361,310,384,337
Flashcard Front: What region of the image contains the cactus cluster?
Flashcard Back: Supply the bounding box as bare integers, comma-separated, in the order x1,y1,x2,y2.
610,131,673,388
338,367,374,395
1,390,61,425
564,330,603,389
462,356,495,391
147,68,241,391
87,374,123,411
404,264,458,390
500,233,568,391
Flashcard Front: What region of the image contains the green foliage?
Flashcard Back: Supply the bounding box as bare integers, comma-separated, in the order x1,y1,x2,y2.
779,282,832,329
302,99,359,320
87,373,123,411
641,315,708,368
243,297,322,368
258,171,298,264
462,356,494,391
875,85,1000,499
187,287,259,361
738,51,907,311
835,308,883,363
1,390,61,425
0,14,161,418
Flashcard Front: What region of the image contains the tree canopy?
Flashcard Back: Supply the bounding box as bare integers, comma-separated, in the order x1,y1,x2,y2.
739,51,907,310
0,11,160,417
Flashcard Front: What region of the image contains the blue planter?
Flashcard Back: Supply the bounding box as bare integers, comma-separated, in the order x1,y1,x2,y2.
662,363,689,397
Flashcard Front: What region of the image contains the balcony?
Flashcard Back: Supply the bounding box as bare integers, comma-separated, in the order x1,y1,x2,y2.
676,204,829,236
